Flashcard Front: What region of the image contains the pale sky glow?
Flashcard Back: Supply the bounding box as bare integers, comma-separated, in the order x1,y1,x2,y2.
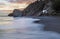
0,3,29,10
0,0,36,10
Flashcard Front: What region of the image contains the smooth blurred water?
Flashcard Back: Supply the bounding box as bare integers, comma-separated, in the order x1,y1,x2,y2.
0,16,60,39
0,17,13,25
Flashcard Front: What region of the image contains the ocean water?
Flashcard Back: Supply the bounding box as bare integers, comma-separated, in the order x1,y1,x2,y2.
0,17,13,25
0,13,60,39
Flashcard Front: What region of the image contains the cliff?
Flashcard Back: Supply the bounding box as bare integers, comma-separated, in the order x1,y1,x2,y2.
22,1,45,16
22,0,56,16
8,0,60,17
8,1,45,17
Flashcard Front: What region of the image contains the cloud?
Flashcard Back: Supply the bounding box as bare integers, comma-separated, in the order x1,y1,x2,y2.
8,0,36,3
0,0,36,10
0,0,10,5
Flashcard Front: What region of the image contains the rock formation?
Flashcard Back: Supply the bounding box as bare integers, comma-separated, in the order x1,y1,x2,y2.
22,0,45,16
8,9,22,17
51,0,60,16
8,0,45,17
8,0,60,17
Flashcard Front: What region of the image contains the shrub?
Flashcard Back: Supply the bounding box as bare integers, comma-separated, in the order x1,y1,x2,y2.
52,0,60,12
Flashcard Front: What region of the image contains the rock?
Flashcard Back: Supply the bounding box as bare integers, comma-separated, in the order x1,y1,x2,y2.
22,0,56,16
22,0,45,16
8,0,60,17
34,20,40,23
8,9,22,17
8,13,13,16
52,0,60,11
42,0,55,16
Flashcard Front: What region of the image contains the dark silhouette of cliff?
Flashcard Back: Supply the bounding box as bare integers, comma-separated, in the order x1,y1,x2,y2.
8,9,22,17
8,0,60,17
22,1,45,16
8,1,45,17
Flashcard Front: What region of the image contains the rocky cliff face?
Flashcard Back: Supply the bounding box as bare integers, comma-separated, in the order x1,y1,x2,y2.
22,1,45,16
22,0,55,16
8,0,58,17
8,1,45,17
42,0,54,15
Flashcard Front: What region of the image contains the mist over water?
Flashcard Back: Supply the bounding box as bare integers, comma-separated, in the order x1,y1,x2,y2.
0,16,60,39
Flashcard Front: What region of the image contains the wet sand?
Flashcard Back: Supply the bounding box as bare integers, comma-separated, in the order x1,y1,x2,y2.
34,16,60,33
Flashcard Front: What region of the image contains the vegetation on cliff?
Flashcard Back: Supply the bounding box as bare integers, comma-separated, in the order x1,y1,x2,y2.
52,0,60,12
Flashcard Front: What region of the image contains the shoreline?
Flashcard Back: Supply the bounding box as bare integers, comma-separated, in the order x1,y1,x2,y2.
34,16,60,33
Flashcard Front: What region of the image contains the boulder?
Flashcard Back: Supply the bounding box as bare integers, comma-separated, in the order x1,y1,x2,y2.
8,9,22,17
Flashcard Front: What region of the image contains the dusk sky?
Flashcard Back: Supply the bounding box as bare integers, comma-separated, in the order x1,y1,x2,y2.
0,0,36,10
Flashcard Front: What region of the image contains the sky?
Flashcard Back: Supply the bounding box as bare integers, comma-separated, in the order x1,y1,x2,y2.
0,0,36,10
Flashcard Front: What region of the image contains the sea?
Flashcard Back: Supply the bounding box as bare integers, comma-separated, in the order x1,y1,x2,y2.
0,12,60,39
